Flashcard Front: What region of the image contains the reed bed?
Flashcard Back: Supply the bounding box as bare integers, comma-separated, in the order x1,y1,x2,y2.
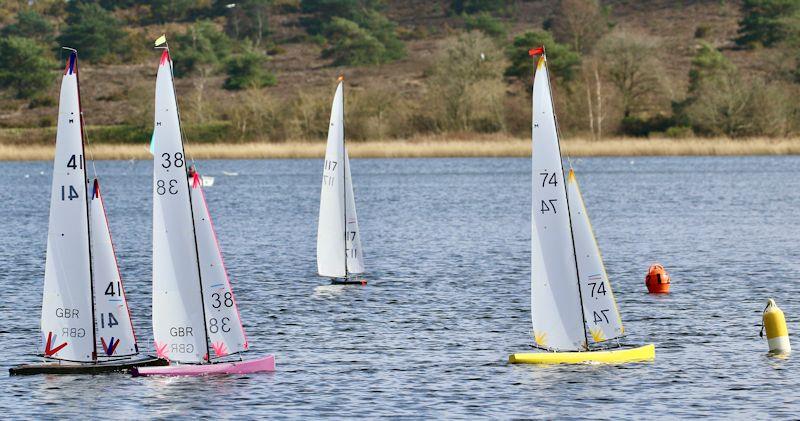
2,137,800,161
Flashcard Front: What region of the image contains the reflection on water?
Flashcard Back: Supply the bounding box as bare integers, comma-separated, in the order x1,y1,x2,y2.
1,157,799,417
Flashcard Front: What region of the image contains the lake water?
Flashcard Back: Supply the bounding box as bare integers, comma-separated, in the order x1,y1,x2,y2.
1,156,799,418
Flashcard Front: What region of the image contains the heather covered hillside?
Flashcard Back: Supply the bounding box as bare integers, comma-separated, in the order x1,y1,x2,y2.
1,0,799,145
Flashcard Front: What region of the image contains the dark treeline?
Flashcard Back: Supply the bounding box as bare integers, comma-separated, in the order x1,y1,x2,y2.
2,0,800,142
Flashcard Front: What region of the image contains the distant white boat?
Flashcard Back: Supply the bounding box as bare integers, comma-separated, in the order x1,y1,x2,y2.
316,78,366,286
201,175,215,186
222,171,238,176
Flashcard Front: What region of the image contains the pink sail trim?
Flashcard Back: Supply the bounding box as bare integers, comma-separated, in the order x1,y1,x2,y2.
132,354,275,376
155,341,170,361
212,341,228,357
192,172,249,349
160,50,170,66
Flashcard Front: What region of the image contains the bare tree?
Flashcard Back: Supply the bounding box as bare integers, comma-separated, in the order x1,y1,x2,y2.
598,30,665,118
547,0,609,54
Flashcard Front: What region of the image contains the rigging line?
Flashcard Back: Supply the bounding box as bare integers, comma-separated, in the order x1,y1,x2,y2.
542,51,590,351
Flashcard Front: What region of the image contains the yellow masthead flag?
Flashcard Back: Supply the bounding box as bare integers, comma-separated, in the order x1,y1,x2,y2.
154,34,167,47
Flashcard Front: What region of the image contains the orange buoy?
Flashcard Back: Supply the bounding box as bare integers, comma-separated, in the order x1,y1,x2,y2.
645,264,670,294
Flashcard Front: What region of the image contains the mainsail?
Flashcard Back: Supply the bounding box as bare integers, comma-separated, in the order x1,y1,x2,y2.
530,55,587,351
41,51,95,362
317,81,347,278
566,170,624,343
90,180,138,357
190,173,248,358
151,49,208,363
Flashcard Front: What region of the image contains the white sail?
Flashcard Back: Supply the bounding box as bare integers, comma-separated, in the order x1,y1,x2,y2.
566,169,624,343
40,52,95,362
189,173,248,358
530,56,586,351
90,179,138,357
317,81,346,278
151,50,208,363
343,150,365,274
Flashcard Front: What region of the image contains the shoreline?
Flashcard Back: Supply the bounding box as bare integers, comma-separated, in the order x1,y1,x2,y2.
2,137,800,160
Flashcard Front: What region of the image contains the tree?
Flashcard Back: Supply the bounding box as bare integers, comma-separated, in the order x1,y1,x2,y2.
687,43,735,94
598,31,665,118
223,50,277,90
450,0,512,15
736,0,800,47
146,0,213,23
301,0,405,65
171,21,233,77
57,2,126,62
423,32,506,132
464,12,507,39
322,18,388,65
679,43,762,137
2,9,55,44
546,0,610,54
300,0,382,34
224,0,272,47
504,31,581,85
0,36,56,99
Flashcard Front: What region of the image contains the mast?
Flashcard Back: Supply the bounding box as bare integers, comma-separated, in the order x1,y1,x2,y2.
341,77,348,279
542,51,590,350
70,49,99,362
163,43,213,362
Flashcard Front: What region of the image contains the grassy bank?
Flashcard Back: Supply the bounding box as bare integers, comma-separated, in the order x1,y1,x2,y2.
3,137,800,161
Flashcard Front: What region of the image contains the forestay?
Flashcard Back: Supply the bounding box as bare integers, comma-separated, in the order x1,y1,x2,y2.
317,81,347,278
190,173,248,357
151,50,208,363
41,52,95,362
90,180,138,357
343,151,365,274
566,170,624,343
530,56,587,351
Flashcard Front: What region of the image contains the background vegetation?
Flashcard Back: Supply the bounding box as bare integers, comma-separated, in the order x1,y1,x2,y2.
1,0,800,145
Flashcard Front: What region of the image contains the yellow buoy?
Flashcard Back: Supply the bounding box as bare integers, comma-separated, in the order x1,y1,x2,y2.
762,299,790,355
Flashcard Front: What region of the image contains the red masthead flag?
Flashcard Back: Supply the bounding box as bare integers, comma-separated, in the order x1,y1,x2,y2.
528,46,544,57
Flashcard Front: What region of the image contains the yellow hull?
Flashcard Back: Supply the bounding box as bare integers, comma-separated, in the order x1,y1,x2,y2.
509,344,655,364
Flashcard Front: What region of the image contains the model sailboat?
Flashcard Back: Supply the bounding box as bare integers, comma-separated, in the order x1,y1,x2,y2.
11,50,163,375
317,78,366,286
508,48,655,364
133,41,274,376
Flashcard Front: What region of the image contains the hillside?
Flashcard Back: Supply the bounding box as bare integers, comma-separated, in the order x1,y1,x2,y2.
1,0,795,148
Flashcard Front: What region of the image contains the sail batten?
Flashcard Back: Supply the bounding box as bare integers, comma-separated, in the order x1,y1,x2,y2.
151,50,209,363
530,56,587,351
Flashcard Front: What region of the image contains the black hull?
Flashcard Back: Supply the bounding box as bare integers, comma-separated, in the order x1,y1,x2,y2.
9,356,168,375
330,278,367,286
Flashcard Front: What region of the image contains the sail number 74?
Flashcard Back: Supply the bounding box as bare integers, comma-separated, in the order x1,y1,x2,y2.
539,172,558,187
540,199,557,214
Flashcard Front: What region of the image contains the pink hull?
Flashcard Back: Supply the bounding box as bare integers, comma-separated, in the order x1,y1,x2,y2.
132,354,275,376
